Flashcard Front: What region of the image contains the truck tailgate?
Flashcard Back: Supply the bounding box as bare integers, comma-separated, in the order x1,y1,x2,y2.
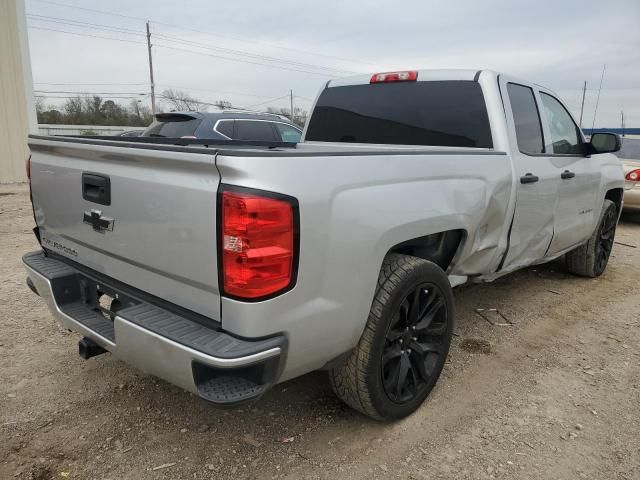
29,137,221,321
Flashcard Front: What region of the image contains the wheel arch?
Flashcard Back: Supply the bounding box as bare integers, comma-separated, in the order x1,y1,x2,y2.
386,229,466,272
605,187,623,215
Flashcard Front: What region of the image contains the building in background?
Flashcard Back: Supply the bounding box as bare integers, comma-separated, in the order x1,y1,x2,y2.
0,0,37,184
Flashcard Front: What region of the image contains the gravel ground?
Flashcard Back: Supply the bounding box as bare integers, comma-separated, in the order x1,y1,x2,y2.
1,183,639,480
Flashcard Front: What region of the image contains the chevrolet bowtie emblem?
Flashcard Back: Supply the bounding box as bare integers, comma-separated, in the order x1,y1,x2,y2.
83,209,115,232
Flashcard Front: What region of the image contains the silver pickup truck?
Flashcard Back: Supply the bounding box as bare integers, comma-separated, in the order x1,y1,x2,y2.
23,69,623,421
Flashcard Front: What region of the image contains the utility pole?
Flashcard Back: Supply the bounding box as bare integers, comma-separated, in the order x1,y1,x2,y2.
146,21,156,115
578,80,587,128
621,110,625,136
290,89,294,123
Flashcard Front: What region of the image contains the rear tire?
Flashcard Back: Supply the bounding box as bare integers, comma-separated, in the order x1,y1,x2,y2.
329,254,454,421
566,199,618,277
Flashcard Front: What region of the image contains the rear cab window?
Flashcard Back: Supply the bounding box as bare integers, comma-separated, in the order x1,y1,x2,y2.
506,83,545,154
305,80,493,148
142,114,202,138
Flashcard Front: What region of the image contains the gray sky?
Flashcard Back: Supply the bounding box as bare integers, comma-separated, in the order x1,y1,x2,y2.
26,0,640,127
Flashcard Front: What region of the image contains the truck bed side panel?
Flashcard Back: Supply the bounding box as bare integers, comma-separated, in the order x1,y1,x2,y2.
215,150,513,381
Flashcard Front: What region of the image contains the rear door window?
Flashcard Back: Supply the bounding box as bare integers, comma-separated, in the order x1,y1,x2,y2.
235,120,278,141
506,83,545,154
274,123,302,142
305,80,493,148
142,115,202,138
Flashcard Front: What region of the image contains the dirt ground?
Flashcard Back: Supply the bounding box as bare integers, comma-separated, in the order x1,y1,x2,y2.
1,183,639,480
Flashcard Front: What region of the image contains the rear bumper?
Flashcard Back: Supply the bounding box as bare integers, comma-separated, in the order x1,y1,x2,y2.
23,250,286,405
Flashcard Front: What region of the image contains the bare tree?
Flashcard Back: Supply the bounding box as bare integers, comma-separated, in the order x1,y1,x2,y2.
35,97,46,116
213,100,233,110
159,89,209,112
266,106,308,127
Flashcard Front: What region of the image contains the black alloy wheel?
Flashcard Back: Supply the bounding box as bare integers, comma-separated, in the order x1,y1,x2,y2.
381,282,449,404
595,204,617,275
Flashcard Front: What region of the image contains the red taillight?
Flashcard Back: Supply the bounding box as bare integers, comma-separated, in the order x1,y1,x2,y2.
370,71,418,84
26,154,31,180
220,188,297,299
626,169,640,181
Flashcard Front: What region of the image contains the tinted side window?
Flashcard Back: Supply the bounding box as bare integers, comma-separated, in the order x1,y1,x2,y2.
507,83,544,154
540,93,584,154
143,116,202,138
215,120,234,138
274,123,302,142
235,120,277,141
305,81,493,148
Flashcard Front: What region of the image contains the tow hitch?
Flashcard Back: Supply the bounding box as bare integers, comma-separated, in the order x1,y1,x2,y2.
78,337,107,359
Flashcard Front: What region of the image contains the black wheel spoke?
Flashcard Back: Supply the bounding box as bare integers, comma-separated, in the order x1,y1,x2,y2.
409,352,431,383
382,345,402,364
414,295,444,333
407,287,421,324
394,354,411,398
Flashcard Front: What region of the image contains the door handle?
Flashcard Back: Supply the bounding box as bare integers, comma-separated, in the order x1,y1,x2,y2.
520,173,539,184
561,170,575,179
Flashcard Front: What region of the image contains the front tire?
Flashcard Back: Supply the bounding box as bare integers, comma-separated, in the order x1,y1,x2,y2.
329,254,454,421
566,199,618,277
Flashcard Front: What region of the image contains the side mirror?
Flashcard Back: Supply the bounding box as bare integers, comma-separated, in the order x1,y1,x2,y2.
588,132,621,154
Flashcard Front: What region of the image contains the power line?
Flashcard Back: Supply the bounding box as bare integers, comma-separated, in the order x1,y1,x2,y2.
153,24,376,69
155,85,285,99
27,13,143,36
35,95,148,99
34,90,147,95
27,25,146,44
31,0,149,22
152,32,359,75
30,0,377,68
35,82,148,86
154,43,342,77
28,13,357,76
241,95,291,110
28,24,348,78
34,82,305,101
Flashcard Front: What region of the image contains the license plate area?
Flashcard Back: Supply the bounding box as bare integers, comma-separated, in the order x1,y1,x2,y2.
78,277,139,321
